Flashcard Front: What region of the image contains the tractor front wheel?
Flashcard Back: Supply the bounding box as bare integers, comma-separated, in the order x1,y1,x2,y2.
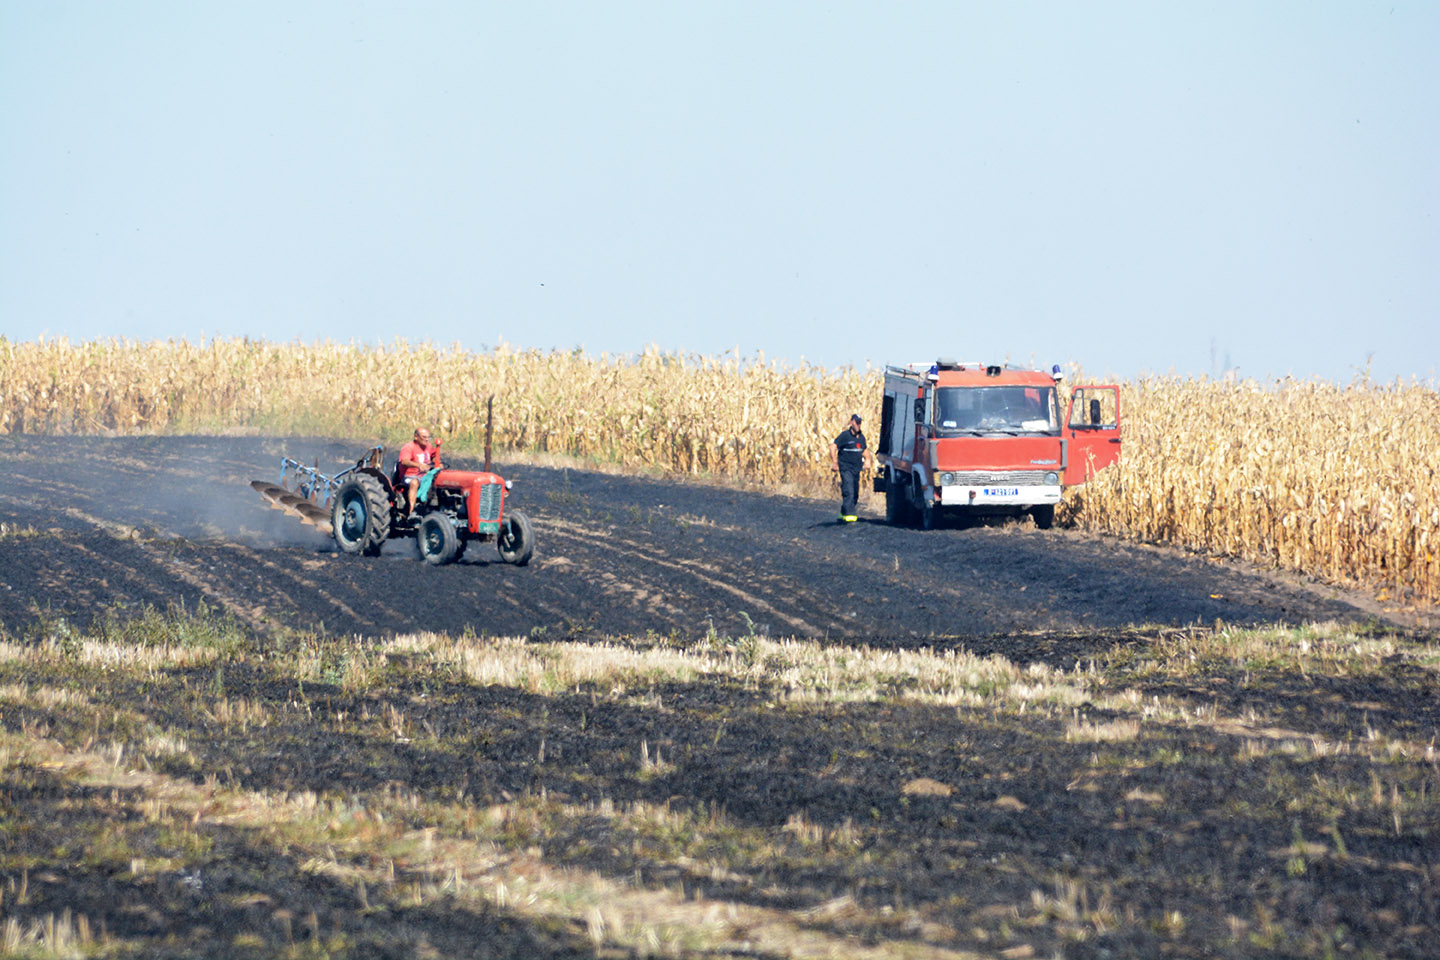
418,514,461,565
497,509,535,566
332,475,391,556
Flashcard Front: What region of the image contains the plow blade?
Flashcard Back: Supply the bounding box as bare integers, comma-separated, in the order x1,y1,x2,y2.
250,480,332,534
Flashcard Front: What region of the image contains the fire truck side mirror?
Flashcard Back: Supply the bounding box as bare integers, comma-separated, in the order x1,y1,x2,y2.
1090,398,1102,425
913,398,925,422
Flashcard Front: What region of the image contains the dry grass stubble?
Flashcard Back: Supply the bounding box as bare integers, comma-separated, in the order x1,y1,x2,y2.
0,607,1435,957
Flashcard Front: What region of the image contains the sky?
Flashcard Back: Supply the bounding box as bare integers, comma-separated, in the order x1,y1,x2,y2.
2,2,1436,384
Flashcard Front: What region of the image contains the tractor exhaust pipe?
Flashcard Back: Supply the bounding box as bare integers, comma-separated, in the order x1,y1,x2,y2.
483,394,494,473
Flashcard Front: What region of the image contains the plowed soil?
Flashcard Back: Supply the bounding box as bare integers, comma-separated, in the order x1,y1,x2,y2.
0,435,1413,643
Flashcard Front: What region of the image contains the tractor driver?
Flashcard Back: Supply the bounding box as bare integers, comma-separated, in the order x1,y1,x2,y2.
397,427,443,514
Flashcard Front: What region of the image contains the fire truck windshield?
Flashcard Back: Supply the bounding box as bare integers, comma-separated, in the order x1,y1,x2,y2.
934,386,1059,436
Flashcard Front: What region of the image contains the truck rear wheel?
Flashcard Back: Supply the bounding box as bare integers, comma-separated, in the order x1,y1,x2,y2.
332,475,390,556
418,514,461,565
497,509,534,566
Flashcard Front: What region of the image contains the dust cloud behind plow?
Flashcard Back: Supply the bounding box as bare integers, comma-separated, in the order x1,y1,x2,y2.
2,435,357,549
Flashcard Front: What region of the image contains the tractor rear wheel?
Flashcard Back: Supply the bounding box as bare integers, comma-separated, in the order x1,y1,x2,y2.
497,509,535,566
332,475,391,556
417,514,461,565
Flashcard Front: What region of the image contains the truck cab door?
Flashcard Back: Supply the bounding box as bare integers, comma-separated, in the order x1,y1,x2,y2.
1063,385,1121,485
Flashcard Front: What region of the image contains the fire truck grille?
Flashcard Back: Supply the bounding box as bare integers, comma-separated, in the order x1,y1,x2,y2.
475,481,503,531
939,470,1052,486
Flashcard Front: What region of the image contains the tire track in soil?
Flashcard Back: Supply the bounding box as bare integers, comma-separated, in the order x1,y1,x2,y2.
525,522,696,631
0,536,213,622
592,522,923,639
539,516,829,636
41,503,279,633
191,543,393,633
487,566,578,627
536,520,755,633
533,481,969,638
3,490,374,635
46,535,271,632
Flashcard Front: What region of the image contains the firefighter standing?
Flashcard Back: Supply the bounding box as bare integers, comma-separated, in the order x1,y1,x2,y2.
830,414,872,522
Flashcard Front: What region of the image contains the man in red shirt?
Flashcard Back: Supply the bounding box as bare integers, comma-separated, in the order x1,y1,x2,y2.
397,426,443,514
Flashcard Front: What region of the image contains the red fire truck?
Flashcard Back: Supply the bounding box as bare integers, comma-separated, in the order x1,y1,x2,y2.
874,360,1121,529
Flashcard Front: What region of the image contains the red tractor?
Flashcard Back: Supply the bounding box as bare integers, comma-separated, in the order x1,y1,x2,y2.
251,444,534,566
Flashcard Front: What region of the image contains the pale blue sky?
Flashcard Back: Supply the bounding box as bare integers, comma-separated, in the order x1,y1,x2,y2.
2,2,1436,383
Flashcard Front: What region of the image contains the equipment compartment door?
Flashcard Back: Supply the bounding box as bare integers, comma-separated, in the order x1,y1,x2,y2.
894,386,916,466
1064,385,1121,485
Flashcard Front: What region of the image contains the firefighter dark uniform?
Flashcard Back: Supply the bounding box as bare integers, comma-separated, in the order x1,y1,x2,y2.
832,416,868,522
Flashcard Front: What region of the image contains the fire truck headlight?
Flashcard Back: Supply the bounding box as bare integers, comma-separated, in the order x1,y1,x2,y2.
1045,471,1060,485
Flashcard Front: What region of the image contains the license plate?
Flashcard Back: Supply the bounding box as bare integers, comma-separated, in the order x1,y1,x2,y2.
983,487,1020,497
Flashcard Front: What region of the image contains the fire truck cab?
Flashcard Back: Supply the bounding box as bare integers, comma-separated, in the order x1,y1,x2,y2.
875,360,1121,529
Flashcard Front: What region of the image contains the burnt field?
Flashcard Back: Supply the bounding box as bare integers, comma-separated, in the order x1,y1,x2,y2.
0,435,1407,644
0,435,1437,959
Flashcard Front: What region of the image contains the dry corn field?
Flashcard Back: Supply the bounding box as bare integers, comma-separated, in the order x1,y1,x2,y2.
1065,376,1440,605
2,337,1436,602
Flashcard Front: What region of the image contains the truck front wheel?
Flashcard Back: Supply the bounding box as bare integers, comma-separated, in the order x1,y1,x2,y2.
916,486,938,530
1031,504,1056,530
885,471,909,525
